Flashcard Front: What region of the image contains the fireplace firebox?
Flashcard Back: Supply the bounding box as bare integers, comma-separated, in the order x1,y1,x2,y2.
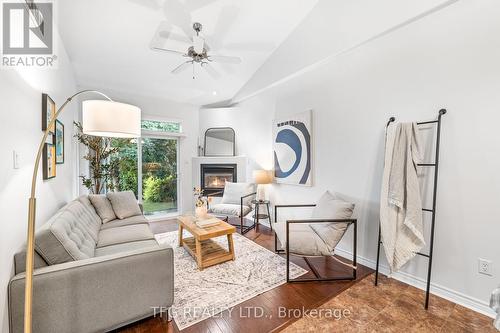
200,164,237,196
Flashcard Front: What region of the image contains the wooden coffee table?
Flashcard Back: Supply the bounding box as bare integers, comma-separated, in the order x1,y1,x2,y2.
177,215,236,270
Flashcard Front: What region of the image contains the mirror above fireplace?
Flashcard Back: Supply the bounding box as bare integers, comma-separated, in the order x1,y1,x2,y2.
204,127,235,156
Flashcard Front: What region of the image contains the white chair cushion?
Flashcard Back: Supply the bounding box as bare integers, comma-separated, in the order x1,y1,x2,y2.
220,182,255,206
274,222,332,256
208,204,251,217
309,191,354,252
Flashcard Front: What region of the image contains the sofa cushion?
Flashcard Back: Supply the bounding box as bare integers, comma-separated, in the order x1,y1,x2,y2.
107,191,142,219
100,214,148,230
97,224,155,248
75,195,103,240
309,191,354,252
35,201,97,265
274,222,331,256
208,204,251,217
89,194,116,223
221,182,255,206
94,240,159,257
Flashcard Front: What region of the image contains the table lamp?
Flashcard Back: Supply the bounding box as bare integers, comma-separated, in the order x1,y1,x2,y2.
253,170,273,202
24,90,141,333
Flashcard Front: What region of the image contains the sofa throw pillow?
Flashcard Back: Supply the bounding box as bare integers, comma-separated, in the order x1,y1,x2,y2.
107,191,142,219
220,182,255,207
89,194,117,223
309,191,355,252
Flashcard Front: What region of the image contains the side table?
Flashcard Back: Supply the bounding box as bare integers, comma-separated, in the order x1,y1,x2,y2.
251,200,272,231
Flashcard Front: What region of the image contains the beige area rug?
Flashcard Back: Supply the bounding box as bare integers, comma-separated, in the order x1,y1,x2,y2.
155,231,308,330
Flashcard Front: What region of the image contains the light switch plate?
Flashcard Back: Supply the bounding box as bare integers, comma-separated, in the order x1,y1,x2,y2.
13,150,20,169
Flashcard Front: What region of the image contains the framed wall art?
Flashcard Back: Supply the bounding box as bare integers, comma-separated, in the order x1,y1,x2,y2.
42,93,56,136
42,143,56,180
272,110,312,186
55,120,64,164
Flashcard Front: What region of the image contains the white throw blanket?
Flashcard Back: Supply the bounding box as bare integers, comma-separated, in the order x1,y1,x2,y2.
490,285,500,330
380,122,425,272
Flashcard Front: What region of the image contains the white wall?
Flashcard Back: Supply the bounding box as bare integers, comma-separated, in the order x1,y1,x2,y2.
200,0,500,316
87,89,200,214
234,0,457,102
0,37,77,332
199,96,275,181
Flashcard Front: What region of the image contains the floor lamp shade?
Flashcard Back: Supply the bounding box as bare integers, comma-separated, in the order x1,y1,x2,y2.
253,170,273,184
82,100,141,138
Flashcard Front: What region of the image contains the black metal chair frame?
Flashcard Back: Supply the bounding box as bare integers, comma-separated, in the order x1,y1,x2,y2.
207,191,257,234
274,204,357,283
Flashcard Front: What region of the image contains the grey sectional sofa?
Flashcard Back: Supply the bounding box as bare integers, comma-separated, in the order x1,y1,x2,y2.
8,194,174,333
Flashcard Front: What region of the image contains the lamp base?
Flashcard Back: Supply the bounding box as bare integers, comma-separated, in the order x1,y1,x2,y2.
256,185,266,202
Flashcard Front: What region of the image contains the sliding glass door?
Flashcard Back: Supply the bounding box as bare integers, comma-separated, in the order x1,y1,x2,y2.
140,136,178,216
112,135,179,217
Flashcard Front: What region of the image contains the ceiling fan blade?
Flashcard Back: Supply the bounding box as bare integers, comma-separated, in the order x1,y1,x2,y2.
202,5,240,52
172,61,192,74
150,21,171,49
213,5,239,45
163,0,194,37
158,30,191,44
152,46,186,56
208,55,241,64
202,62,221,79
193,35,205,54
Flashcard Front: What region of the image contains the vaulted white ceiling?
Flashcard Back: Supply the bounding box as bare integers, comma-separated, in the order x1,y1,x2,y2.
57,0,318,106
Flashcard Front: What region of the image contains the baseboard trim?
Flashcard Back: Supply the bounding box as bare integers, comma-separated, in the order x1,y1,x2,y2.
334,248,496,318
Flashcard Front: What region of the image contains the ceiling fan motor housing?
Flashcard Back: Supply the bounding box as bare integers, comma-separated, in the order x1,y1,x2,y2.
187,46,208,62
193,22,202,34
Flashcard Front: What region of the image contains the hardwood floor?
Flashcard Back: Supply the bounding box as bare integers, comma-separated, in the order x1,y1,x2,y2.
116,219,373,333
282,274,497,332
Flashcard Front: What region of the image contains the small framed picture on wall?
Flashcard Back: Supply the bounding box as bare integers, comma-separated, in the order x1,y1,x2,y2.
42,93,56,135
55,120,64,164
43,143,56,180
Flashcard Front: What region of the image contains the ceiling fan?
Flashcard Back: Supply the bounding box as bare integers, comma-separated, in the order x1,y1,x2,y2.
152,22,242,79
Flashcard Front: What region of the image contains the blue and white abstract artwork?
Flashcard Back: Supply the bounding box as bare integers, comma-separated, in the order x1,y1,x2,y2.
273,110,312,186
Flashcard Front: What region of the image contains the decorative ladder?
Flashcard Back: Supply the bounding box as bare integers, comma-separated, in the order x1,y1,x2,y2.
374,109,447,309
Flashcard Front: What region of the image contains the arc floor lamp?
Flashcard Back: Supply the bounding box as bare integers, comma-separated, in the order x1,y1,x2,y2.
24,90,141,333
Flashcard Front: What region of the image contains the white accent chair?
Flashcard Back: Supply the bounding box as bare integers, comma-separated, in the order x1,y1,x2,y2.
207,182,256,234
274,191,357,282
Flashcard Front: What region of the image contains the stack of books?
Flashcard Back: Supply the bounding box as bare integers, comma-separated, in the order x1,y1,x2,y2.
196,217,220,228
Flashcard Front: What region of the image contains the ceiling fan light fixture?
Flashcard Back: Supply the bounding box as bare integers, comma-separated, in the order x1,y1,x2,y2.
154,21,241,79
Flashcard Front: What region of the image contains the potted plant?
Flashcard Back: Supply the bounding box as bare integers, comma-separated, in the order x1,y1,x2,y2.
193,187,209,219
74,121,121,194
